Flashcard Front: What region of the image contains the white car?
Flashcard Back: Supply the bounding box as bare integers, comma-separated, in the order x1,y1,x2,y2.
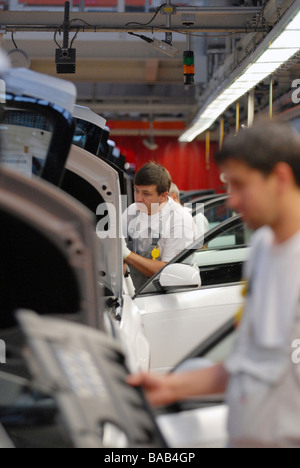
131,216,251,372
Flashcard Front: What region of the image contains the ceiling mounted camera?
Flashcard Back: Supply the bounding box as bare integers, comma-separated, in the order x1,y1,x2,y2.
55,1,76,74
56,48,76,74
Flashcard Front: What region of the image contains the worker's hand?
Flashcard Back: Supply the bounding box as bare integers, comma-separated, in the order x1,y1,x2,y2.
122,236,131,262
127,373,176,408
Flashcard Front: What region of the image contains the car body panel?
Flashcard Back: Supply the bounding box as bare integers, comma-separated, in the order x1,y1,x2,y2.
2,68,76,114
119,293,151,373
134,283,243,372
73,105,106,130
64,144,123,302
157,405,228,448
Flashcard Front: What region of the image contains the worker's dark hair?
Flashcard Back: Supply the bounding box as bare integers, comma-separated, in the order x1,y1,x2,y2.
134,162,172,195
215,119,300,187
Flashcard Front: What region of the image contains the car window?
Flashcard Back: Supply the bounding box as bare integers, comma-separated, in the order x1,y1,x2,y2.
204,199,234,230
183,222,252,286
137,219,252,295
73,127,87,149
192,197,234,231
73,118,104,156
0,108,54,178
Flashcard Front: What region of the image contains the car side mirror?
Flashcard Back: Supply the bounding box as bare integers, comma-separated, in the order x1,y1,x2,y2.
159,264,201,290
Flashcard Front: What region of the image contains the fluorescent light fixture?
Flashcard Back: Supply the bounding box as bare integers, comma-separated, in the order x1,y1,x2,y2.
180,5,300,143
246,62,281,73
286,13,300,29
256,49,296,63
269,30,300,48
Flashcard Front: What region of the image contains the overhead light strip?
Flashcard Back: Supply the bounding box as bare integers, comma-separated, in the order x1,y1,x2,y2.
179,4,300,143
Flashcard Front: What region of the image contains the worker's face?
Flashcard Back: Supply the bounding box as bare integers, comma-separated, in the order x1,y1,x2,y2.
221,160,281,230
134,185,168,215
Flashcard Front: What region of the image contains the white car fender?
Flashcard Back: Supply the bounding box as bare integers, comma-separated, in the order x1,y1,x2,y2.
120,290,150,373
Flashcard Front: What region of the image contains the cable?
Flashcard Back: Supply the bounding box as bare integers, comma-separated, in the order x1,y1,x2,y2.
54,22,82,50
11,32,18,49
54,28,62,49
128,32,153,44
68,18,94,29
125,5,165,27
70,27,80,48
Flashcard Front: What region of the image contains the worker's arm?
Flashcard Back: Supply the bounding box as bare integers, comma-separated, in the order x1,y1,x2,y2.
122,236,166,278
125,251,167,278
127,363,229,408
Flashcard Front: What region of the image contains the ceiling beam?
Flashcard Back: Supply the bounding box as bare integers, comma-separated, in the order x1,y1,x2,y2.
0,7,263,33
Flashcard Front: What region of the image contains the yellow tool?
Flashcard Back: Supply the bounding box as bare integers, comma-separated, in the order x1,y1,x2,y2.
151,246,160,261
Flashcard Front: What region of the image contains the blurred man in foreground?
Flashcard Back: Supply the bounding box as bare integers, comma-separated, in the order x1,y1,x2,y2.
129,121,300,448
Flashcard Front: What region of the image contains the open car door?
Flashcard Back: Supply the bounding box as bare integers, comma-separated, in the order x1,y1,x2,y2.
62,144,123,307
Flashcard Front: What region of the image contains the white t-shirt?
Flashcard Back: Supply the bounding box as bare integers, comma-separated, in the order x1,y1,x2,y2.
226,226,300,446
123,197,197,262
122,197,197,290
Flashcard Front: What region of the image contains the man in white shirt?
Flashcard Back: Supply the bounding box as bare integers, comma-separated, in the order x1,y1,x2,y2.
169,182,209,239
122,163,197,292
128,120,300,448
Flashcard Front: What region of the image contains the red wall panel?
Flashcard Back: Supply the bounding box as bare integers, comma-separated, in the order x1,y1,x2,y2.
113,136,222,192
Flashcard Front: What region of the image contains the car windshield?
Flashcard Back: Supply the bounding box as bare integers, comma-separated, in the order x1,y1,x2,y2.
0,107,54,178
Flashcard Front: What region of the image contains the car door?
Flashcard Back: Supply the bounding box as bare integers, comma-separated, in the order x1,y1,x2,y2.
62,144,123,305
133,217,252,373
